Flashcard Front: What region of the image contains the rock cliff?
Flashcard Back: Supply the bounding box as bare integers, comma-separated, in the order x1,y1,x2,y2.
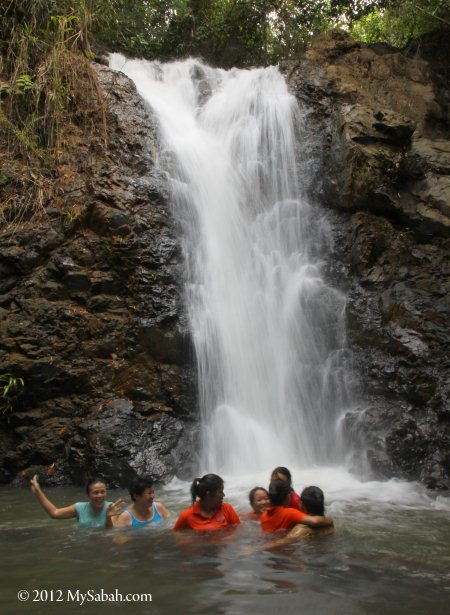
1,29,449,489
0,64,197,486
284,29,449,489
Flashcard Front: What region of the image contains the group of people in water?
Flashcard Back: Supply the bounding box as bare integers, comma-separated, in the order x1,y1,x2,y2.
30,466,334,547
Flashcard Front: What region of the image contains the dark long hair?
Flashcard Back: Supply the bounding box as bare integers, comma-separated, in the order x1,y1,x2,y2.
300,486,325,515
271,466,292,484
190,474,224,504
268,479,292,506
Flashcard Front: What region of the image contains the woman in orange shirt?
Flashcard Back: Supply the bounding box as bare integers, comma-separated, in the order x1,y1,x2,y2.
270,466,301,510
173,474,240,531
261,479,333,533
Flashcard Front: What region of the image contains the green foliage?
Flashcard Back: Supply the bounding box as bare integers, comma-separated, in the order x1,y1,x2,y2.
2,0,449,74
86,0,449,66
0,1,100,151
349,0,450,46
0,1,108,230
15,74,35,93
0,374,25,415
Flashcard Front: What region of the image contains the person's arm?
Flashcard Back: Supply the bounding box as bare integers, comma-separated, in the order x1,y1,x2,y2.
155,501,171,519
261,523,314,550
266,523,335,548
225,504,240,525
173,511,189,530
300,514,333,528
105,499,127,528
112,510,132,528
239,523,334,555
30,474,76,520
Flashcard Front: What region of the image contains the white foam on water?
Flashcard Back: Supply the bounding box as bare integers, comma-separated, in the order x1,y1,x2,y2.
163,470,449,512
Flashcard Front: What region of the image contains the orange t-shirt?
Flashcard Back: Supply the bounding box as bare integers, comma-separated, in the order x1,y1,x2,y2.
173,501,240,531
261,506,307,532
289,491,301,510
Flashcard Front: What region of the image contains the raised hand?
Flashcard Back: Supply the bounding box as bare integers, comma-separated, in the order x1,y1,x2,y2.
106,498,126,518
30,474,40,494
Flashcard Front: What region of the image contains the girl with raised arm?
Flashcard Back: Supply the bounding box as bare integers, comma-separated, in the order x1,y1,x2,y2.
30,474,124,528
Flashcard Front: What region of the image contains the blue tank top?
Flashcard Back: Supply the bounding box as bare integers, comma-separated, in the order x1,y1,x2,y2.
75,501,112,528
126,503,162,527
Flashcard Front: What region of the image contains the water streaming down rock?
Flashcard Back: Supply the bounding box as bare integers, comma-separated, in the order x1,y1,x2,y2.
109,55,356,475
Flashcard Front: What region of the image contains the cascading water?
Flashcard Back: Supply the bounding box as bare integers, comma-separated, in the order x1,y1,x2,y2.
109,54,356,476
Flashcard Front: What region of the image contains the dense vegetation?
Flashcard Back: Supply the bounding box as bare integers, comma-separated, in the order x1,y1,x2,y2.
0,0,448,229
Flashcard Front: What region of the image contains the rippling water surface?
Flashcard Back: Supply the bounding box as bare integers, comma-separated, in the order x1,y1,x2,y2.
2,470,449,614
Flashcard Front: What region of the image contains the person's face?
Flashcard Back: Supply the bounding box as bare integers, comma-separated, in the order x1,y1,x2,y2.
251,489,270,513
207,486,224,509
136,487,155,507
88,482,107,509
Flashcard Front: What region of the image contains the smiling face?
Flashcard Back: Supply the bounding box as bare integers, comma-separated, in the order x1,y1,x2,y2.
87,482,107,511
251,489,270,514
135,487,155,508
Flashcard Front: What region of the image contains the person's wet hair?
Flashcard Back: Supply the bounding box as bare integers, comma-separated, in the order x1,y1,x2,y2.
270,466,292,484
249,487,269,506
129,476,154,502
85,477,106,495
300,486,325,516
268,479,292,506
191,474,224,504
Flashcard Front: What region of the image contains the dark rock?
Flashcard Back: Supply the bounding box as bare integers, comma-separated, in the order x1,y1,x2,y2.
0,62,197,486
287,29,450,489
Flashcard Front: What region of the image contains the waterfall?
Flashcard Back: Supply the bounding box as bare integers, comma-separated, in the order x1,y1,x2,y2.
109,55,355,476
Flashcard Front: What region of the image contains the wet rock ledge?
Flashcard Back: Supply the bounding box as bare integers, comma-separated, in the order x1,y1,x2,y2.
285,29,450,489
0,64,197,486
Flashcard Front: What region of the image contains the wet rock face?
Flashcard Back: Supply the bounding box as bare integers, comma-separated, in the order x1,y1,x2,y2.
285,29,450,489
0,64,197,487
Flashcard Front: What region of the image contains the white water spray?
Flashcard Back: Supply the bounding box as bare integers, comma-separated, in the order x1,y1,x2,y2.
110,55,356,476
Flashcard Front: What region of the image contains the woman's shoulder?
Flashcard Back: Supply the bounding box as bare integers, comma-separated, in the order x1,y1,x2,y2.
178,504,195,517
222,502,237,512
222,502,240,522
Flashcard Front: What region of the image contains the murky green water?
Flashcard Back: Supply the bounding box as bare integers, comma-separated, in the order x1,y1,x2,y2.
1,476,449,615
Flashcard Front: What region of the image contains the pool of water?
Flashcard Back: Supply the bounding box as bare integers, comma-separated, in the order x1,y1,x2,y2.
1,468,449,614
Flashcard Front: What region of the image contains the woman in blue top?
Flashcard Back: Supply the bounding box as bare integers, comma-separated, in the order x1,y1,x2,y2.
30,475,124,528
112,476,170,528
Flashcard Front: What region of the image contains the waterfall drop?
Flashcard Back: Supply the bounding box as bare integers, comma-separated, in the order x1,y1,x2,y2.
109,55,356,476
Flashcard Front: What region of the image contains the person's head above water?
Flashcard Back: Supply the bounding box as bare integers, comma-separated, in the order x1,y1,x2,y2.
191,474,224,507
129,476,155,502
270,466,292,485
300,486,325,516
85,477,106,494
85,478,107,510
268,479,292,506
249,487,270,514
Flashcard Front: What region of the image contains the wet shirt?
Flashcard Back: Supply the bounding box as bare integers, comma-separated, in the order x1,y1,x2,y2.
261,506,307,532
173,501,240,531
289,491,301,510
125,503,162,527
75,501,111,528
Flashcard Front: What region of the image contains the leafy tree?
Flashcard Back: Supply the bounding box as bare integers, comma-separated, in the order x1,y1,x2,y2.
348,0,450,46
